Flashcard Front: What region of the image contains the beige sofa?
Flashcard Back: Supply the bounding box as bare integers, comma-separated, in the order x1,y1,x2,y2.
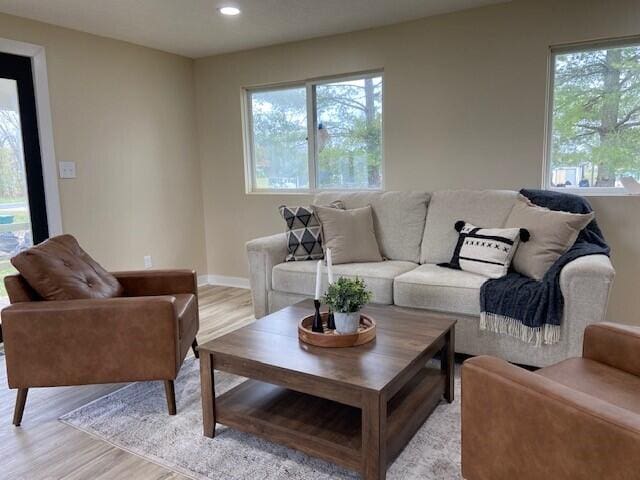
246,190,615,367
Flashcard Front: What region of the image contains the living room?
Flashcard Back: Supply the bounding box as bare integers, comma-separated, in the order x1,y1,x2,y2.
0,0,639,478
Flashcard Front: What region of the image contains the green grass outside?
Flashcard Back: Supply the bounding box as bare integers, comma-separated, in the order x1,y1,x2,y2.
0,197,26,205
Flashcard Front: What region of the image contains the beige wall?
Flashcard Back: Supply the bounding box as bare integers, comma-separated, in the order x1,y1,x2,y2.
0,2,635,323
195,0,640,324
0,13,207,273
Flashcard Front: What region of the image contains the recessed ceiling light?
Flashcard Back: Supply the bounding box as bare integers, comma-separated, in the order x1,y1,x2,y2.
219,6,241,16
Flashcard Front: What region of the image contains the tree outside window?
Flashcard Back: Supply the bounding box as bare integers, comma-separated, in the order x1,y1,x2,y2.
549,41,640,190
245,72,383,192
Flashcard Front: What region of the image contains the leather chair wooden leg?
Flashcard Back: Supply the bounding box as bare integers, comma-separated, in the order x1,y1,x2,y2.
13,388,28,426
163,380,176,415
192,339,199,358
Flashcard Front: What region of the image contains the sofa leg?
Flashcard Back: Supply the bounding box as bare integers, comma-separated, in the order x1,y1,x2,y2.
192,339,199,359
163,380,176,415
13,388,28,426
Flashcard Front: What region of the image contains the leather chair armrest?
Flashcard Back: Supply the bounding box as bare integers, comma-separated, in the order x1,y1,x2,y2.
112,269,197,297
2,296,181,389
462,356,640,480
583,322,640,377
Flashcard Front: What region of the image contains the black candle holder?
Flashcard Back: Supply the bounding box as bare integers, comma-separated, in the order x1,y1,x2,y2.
326,309,336,330
312,300,324,333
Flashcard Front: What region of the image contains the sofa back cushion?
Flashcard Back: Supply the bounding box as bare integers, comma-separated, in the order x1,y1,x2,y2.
313,191,429,263
11,234,124,301
420,190,518,264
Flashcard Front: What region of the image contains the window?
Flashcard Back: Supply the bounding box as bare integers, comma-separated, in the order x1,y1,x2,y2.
546,39,640,194
244,72,383,192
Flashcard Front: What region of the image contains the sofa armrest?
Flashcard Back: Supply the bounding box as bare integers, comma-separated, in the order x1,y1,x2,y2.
462,356,640,480
559,254,615,357
113,269,197,297
246,233,287,318
583,322,640,377
2,296,181,388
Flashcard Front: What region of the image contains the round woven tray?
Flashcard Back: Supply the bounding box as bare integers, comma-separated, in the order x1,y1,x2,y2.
298,312,376,348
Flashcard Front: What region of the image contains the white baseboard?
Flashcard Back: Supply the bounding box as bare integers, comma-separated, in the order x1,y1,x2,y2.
198,274,250,289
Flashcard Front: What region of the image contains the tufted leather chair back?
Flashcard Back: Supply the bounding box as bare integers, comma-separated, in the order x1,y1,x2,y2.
9,234,123,301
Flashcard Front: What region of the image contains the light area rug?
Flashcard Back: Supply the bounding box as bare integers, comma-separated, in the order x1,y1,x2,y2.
60,357,462,480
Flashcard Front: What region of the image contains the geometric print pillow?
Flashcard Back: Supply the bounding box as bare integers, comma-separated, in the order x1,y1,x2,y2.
438,221,530,279
278,201,344,261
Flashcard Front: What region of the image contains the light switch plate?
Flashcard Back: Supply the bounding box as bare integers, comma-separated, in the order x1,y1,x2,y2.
59,161,76,179
144,255,153,269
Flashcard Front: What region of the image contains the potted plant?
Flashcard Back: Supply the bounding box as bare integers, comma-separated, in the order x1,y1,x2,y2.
323,277,372,334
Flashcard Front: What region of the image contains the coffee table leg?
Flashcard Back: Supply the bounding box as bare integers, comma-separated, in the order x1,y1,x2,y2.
362,392,387,480
441,327,455,403
200,352,216,438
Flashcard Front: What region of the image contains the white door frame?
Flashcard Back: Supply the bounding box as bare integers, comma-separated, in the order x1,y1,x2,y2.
0,37,62,236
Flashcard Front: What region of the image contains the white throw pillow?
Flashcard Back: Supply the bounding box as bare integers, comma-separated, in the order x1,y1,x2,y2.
440,221,529,279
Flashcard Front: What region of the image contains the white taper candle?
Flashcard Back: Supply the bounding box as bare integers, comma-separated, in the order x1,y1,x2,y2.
315,260,322,300
326,248,334,285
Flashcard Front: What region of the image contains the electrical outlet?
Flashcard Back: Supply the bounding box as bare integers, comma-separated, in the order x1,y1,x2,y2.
144,255,153,269
58,161,76,179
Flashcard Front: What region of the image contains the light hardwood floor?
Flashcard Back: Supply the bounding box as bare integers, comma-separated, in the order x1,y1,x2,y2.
0,285,255,480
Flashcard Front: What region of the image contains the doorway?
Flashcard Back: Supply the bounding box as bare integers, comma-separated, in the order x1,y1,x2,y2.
0,51,49,307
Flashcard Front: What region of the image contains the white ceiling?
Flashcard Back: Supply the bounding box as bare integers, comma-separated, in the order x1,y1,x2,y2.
0,0,509,58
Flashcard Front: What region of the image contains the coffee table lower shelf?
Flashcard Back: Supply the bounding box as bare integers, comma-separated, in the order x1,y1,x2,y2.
215,367,445,474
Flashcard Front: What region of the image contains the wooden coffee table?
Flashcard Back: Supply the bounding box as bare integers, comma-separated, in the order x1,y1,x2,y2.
198,300,456,480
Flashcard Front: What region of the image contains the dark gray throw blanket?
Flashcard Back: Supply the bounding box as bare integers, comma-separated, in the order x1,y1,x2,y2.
479,189,610,345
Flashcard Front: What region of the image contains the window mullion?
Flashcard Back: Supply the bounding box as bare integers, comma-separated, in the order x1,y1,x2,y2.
306,82,317,191
246,91,258,193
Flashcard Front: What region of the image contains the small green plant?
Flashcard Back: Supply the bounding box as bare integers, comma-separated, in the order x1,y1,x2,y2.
323,277,372,313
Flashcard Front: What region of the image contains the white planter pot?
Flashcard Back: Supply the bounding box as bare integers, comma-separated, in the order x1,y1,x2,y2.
334,311,360,334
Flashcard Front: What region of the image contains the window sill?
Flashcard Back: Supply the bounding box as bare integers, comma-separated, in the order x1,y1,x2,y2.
548,187,638,197
245,190,313,196
246,188,385,195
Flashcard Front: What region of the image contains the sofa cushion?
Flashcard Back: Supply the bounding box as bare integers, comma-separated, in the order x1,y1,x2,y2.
394,263,488,315
11,234,123,301
313,191,429,263
538,358,640,415
420,190,518,265
272,260,418,305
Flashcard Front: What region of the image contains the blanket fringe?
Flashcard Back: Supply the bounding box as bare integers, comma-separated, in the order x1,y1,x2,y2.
480,312,561,346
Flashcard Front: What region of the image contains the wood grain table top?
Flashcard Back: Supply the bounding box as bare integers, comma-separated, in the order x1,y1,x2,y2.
200,300,456,392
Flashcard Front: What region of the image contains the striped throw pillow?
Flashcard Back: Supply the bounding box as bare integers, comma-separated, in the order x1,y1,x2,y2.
439,221,529,279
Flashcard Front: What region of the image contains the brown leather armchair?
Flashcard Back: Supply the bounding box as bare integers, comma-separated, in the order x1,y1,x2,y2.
2,269,199,426
461,322,640,480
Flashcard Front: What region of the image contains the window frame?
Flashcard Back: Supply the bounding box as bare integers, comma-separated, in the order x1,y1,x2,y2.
242,70,385,194
543,36,640,197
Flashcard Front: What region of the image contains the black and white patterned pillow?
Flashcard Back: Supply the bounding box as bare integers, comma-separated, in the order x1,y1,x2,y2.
439,221,529,279
279,201,344,262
